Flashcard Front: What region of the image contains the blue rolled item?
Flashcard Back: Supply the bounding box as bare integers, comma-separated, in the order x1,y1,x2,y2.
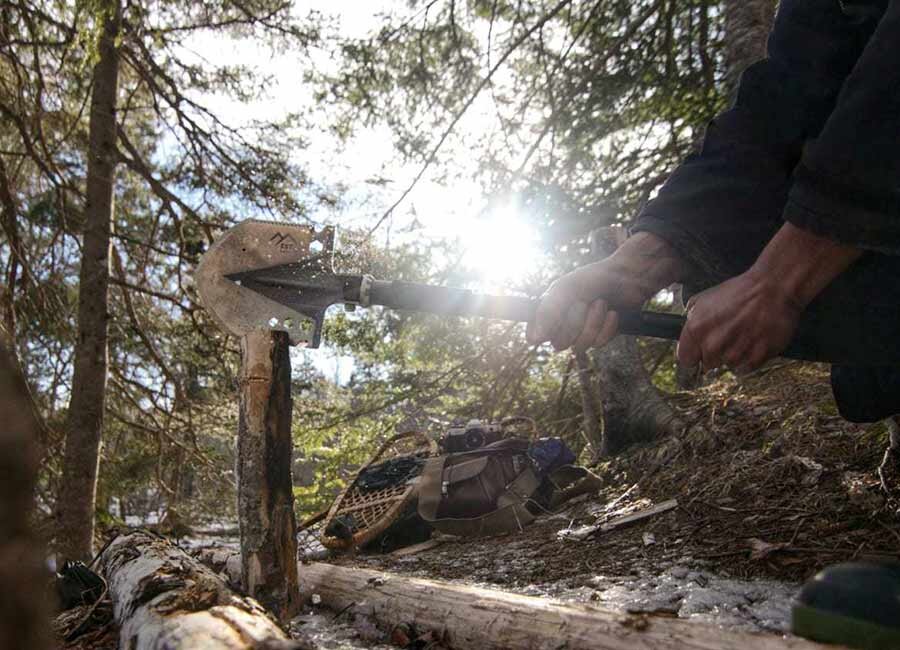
528,437,577,476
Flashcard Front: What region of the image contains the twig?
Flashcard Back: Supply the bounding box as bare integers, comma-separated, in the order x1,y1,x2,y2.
603,482,639,514
331,601,356,622
789,517,806,546
877,519,900,548
64,575,109,641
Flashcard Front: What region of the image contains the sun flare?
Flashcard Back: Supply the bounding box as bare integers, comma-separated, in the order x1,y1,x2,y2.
460,204,542,289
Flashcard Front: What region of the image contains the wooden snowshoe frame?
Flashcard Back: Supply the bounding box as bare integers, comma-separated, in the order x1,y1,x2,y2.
321,431,438,551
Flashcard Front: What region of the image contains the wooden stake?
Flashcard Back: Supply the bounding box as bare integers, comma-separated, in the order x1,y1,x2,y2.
237,330,299,619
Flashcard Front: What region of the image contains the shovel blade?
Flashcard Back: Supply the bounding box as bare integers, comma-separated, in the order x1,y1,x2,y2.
195,220,335,347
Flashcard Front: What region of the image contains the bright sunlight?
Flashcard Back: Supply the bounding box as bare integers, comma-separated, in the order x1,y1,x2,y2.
460,203,543,289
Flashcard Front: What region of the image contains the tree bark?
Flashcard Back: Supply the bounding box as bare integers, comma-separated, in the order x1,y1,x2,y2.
237,330,300,620
574,350,603,458
723,0,776,99
57,0,122,563
586,228,684,455
593,336,685,455
97,531,300,650
0,346,49,650
297,562,830,650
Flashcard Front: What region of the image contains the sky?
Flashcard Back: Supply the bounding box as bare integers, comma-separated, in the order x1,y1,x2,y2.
183,1,546,280
182,1,549,382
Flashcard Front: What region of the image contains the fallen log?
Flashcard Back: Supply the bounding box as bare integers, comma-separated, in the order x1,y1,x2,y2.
98,531,302,650
298,562,837,650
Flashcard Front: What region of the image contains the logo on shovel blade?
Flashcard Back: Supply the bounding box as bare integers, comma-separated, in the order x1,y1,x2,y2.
269,232,299,252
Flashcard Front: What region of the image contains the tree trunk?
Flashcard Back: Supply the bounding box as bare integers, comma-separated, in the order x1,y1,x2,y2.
593,335,685,454
0,346,49,650
97,531,300,650
723,0,777,99
56,0,122,563
586,228,685,455
574,350,603,458
296,562,829,650
237,330,300,620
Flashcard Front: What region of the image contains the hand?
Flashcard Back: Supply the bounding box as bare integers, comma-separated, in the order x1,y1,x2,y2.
676,222,863,372
676,270,801,373
526,262,627,353
527,232,687,352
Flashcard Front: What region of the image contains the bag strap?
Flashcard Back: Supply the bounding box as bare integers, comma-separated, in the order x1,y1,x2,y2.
496,465,542,510
417,455,447,523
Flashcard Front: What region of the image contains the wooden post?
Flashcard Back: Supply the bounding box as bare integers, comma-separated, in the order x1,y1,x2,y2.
237,330,299,619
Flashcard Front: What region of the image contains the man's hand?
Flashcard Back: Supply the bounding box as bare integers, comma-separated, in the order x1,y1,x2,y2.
525,264,627,353
678,223,862,372
676,270,801,373
529,223,862,363
527,232,687,352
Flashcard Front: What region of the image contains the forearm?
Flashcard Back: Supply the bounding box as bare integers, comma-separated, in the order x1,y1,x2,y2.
632,0,883,276
748,223,862,310
783,3,900,253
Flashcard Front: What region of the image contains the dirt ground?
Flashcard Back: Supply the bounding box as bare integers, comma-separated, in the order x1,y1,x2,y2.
315,362,900,634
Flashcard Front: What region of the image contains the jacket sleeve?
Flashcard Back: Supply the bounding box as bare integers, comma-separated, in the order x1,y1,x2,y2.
783,1,900,254
630,0,888,278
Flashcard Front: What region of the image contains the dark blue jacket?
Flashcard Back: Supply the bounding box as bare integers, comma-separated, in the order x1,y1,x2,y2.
633,0,898,279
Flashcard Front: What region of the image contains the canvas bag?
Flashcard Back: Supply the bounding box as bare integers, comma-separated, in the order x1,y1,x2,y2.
416,437,542,537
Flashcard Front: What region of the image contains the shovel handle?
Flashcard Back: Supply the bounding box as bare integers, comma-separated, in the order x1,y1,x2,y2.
368,280,687,340
573,309,821,361
368,279,537,321
369,281,832,361
616,310,685,340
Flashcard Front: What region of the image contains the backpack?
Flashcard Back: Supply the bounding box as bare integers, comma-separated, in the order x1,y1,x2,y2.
416,438,543,537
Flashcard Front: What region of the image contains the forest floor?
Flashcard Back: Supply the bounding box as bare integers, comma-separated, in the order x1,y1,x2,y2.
313,362,900,641
60,362,900,649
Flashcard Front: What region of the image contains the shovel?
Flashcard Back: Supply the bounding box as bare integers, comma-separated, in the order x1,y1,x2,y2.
194,220,825,360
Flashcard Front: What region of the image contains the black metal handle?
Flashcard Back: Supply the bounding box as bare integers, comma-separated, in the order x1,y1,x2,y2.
369,281,687,340
230,262,849,362
368,280,537,321
616,310,827,361
367,280,833,362
617,310,831,362
369,281,684,334
616,310,685,341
